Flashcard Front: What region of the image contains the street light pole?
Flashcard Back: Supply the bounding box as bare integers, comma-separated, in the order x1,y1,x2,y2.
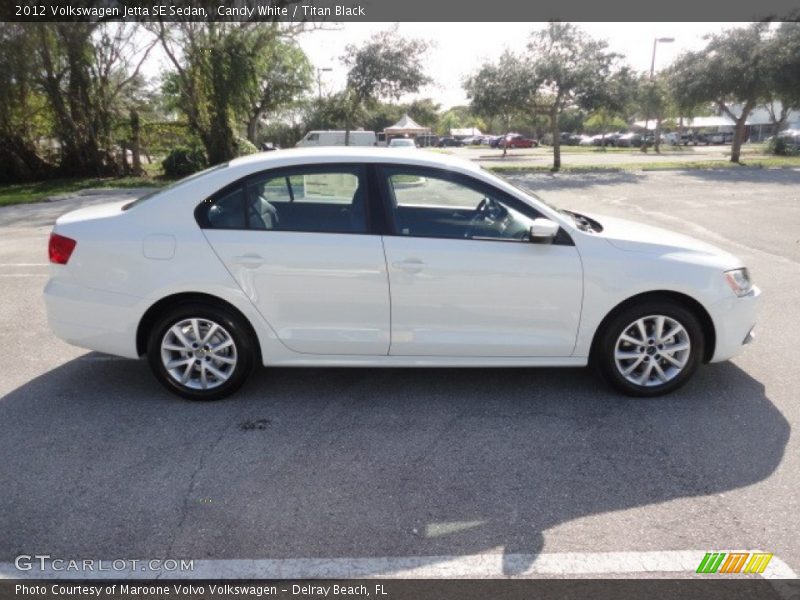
317,67,332,100
650,36,675,79
643,37,675,152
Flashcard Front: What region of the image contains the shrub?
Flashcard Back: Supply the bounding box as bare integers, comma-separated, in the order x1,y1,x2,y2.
234,137,259,157
766,135,800,156
161,146,207,177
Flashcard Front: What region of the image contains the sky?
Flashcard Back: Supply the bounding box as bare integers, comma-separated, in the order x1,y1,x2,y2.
142,22,747,110
295,22,743,109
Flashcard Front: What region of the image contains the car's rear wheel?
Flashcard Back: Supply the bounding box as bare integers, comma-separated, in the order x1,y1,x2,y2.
147,303,255,400
594,301,704,397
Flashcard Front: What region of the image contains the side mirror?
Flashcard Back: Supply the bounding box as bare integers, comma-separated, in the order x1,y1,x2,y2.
529,218,559,244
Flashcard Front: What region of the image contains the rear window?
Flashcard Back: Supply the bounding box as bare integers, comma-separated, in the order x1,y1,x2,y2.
122,163,229,211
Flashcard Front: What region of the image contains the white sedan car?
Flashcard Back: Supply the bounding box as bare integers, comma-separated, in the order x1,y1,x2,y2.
44,148,759,400
388,138,417,148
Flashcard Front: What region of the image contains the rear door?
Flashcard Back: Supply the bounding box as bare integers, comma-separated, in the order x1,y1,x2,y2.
200,164,390,356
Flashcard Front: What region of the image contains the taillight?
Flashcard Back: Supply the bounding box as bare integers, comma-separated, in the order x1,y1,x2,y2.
49,232,77,265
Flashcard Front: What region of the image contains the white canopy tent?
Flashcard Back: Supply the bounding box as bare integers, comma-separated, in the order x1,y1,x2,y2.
384,114,431,138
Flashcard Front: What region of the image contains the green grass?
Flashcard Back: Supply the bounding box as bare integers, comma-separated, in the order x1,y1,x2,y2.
0,175,170,207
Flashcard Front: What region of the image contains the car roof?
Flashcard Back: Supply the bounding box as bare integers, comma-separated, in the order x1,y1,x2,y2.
227,146,483,175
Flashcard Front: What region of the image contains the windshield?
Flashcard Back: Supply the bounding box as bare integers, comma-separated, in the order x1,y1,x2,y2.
487,168,601,233
485,168,564,213
123,163,229,210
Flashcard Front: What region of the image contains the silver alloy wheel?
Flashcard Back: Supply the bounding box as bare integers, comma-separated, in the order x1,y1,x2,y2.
614,315,691,387
160,318,237,391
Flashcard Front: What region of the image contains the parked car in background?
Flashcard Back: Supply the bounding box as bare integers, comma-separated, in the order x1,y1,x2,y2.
499,134,538,149
296,130,377,147
592,133,622,147
437,137,465,148
388,138,417,148
488,136,504,148
578,135,595,146
615,133,643,148
414,134,439,147
661,132,680,146
708,132,734,144
560,132,582,146
44,147,760,400
680,132,712,146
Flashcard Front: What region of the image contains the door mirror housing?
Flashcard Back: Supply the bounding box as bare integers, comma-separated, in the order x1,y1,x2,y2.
529,218,559,244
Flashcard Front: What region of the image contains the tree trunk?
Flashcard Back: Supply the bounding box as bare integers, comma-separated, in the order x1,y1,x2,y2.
719,100,754,164
731,119,747,163
0,135,52,183
130,109,143,176
550,108,561,172
654,118,662,154
501,117,509,157
247,113,260,145
204,112,236,165
120,141,130,173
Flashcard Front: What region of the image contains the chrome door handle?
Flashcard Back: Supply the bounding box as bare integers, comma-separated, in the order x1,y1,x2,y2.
232,254,264,268
392,259,424,273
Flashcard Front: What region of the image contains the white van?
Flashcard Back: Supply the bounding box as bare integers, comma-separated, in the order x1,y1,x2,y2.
296,130,377,147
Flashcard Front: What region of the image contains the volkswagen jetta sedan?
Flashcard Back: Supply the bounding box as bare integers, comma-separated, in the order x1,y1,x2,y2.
44,148,759,400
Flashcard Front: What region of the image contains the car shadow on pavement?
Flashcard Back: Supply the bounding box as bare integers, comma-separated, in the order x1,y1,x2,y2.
681,167,800,185
504,171,646,191
0,356,789,575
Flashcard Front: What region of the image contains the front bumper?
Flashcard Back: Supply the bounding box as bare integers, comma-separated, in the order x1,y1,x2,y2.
708,285,761,362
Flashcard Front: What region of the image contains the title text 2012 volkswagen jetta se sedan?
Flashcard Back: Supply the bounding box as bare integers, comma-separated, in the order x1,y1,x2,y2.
44,148,759,400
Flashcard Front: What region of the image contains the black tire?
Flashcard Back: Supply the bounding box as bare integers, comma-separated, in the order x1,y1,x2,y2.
593,301,705,397
146,303,255,401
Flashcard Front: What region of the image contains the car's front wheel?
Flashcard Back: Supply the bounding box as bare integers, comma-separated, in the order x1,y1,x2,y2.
147,303,255,400
595,301,704,397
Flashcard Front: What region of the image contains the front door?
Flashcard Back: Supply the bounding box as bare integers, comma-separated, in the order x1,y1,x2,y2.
378,166,583,357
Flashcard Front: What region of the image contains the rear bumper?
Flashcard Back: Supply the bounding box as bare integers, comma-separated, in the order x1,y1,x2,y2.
708,286,761,362
44,277,141,359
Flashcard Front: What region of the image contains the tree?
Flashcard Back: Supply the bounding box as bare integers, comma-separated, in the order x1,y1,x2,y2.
341,27,431,145
243,38,312,144
465,51,534,156
0,24,53,182
636,74,675,152
763,22,800,134
669,23,773,163
153,22,302,164
584,67,636,148
31,23,155,177
406,98,441,130
527,22,619,170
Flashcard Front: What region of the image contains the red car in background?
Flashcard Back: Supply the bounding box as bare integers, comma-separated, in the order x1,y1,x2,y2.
498,134,538,149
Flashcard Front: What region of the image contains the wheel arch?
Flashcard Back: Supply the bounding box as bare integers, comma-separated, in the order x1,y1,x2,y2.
590,290,716,363
136,292,263,364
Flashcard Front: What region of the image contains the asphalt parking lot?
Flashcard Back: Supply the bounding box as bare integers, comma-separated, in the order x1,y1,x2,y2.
1,169,799,580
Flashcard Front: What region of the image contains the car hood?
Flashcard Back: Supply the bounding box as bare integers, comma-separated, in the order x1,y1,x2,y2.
584,213,740,264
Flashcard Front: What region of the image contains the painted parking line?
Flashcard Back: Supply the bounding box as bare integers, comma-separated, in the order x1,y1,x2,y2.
1,550,796,580
0,263,49,277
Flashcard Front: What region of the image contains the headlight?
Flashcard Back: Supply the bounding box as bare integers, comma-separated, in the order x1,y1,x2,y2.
724,268,753,297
